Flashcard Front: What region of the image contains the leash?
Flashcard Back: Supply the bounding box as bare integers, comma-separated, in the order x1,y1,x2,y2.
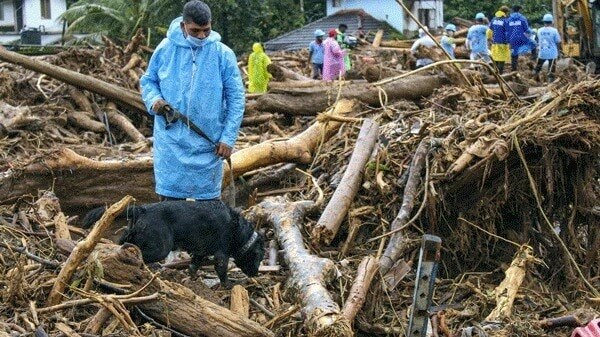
159,105,236,207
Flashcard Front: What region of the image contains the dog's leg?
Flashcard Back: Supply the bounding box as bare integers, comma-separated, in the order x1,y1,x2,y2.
188,254,204,278
214,252,232,289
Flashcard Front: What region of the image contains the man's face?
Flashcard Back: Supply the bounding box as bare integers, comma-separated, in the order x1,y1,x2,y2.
339,26,346,33
181,21,212,39
316,36,323,42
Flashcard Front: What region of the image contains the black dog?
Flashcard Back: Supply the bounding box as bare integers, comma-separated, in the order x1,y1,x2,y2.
82,200,265,287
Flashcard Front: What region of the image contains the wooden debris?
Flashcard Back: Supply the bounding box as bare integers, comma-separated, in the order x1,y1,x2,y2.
252,197,352,337
486,245,538,321
313,118,379,245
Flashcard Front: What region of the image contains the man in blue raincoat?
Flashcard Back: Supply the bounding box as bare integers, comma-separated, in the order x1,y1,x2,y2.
507,5,530,71
140,0,245,201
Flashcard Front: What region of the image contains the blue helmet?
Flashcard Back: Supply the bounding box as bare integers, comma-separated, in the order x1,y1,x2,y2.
475,12,486,20
314,29,325,37
543,14,553,23
445,24,457,32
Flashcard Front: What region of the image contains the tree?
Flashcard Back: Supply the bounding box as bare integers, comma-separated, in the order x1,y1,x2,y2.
444,0,552,26
61,0,319,54
60,0,184,45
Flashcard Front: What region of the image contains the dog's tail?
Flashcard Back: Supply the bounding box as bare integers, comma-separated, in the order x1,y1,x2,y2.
81,205,145,229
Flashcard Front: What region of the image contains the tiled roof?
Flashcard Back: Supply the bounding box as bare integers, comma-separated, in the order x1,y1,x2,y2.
264,10,398,51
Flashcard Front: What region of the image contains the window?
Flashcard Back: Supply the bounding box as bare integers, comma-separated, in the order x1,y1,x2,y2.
418,9,432,28
41,0,51,19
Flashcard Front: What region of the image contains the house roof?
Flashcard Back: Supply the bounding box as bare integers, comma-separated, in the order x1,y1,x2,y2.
264,10,398,52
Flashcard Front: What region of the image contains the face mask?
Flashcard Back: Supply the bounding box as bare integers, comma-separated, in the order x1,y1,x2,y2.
186,35,206,47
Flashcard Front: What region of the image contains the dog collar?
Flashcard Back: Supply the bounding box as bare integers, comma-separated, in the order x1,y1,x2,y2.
238,231,258,256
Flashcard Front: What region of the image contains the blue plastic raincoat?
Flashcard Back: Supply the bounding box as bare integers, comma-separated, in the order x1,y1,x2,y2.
140,17,245,199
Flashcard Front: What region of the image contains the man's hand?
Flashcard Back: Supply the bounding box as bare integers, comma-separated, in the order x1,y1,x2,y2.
152,99,169,114
215,142,232,159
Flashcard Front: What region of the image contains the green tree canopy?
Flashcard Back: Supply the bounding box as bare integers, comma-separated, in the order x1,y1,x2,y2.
61,0,326,54
444,0,553,27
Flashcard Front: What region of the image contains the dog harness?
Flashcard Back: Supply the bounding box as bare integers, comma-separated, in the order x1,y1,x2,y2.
238,231,259,256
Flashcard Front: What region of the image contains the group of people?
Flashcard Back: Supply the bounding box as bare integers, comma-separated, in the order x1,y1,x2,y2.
410,5,561,81
465,5,561,80
308,24,355,81
246,23,355,92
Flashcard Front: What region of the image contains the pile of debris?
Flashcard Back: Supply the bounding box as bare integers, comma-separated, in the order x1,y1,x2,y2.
0,30,599,337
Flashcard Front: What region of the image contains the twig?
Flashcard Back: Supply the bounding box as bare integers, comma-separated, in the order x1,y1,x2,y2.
0,241,61,268
367,154,430,243
263,305,299,329
37,293,159,314
458,217,521,248
249,298,275,318
133,306,191,337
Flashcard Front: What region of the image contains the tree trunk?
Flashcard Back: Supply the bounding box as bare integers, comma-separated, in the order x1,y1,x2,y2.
94,244,274,337
255,75,448,115
379,138,429,274
252,197,352,337
223,99,358,183
312,119,379,245
267,63,312,82
0,100,358,209
0,47,146,113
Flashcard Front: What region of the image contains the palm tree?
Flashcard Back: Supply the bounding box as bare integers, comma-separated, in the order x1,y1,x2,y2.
60,0,184,44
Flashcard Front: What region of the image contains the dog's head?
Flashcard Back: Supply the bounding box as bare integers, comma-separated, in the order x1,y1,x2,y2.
234,231,265,277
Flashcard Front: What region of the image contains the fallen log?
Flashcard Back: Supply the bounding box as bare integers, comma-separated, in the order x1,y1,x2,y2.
256,75,448,115
252,196,352,337
0,47,146,113
379,138,429,274
267,63,312,82
0,100,357,209
312,119,379,245
105,102,148,144
95,244,274,337
224,99,358,183
0,148,155,209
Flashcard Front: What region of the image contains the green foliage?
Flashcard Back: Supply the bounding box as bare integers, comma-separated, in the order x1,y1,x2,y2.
444,0,553,27
62,0,327,54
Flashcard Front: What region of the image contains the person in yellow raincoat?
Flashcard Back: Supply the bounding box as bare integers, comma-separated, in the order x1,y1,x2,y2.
247,42,272,93
487,6,511,73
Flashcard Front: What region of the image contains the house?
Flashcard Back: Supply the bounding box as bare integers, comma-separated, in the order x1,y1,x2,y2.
0,0,67,45
264,9,397,52
326,0,444,34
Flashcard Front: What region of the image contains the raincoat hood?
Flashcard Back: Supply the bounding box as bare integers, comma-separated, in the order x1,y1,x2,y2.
252,42,264,53
495,11,506,18
167,16,221,48
509,12,527,21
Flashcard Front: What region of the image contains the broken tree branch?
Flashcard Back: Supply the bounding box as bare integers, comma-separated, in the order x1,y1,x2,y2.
46,195,133,306
312,118,379,245
252,197,352,337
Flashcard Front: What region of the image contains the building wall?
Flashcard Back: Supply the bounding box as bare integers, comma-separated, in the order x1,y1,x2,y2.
0,1,16,27
22,0,66,33
406,0,444,32
326,0,444,33
326,0,405,32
